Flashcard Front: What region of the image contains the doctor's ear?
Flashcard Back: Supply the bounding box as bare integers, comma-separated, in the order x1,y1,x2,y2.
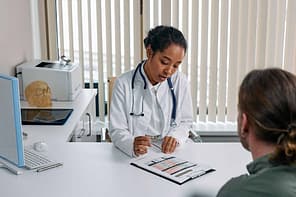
146,46,153,58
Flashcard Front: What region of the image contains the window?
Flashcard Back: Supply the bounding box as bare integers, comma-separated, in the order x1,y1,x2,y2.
47,0,296,125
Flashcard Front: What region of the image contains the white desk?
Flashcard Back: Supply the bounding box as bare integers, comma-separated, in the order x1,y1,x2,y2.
20,88,97,144
0,143,251,197
0,90,252,197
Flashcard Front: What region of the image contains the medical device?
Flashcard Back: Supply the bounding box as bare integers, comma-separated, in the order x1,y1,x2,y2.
130,61,177,127
16,59,82,101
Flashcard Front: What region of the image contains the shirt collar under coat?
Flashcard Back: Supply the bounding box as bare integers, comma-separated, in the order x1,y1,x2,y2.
246,154,275,175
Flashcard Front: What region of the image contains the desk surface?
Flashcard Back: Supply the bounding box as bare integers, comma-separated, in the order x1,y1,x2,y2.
1,143,251,197
0,90,252,197
20,89,97,144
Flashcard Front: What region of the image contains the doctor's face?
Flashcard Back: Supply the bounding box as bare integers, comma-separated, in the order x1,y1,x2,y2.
144,44,185,85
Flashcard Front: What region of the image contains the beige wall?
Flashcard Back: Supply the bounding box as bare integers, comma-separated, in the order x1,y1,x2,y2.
0,0,33,76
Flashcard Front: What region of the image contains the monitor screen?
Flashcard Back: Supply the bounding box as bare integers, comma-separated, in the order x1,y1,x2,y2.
0,74,24,167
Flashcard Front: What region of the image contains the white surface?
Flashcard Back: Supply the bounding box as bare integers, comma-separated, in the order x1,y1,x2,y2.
193,121,237,134
0,89,252,197
0,143,251,197
0,0,33,76
20,89,97,144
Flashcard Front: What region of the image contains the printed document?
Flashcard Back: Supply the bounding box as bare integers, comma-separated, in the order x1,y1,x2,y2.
130,147,215,185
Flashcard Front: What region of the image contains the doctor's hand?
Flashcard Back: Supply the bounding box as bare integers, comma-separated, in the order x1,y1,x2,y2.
134,136,151,156
162,136,178,154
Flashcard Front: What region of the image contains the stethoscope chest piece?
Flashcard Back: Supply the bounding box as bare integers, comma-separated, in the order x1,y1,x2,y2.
170,119,177,128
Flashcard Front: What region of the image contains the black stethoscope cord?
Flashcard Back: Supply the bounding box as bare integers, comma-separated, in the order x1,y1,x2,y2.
167,77,177,127
131,60,146,89
130,61,145,116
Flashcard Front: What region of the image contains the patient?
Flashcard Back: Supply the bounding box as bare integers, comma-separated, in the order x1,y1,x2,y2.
217,68,296,197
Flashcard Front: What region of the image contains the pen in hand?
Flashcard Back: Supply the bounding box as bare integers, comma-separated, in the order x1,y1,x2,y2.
151,140,162,151
145,135,162,151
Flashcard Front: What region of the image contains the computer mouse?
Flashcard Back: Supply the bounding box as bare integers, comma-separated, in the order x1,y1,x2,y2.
33,142,48,152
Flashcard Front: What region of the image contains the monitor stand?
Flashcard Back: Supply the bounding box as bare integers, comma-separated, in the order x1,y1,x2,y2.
0,160,22,175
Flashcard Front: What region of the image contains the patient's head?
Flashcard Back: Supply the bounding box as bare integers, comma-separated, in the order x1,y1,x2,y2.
238,68,296,165
25,80,52,107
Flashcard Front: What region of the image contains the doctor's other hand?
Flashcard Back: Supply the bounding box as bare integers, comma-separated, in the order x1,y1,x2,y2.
134,136,151,156
162,136,178,154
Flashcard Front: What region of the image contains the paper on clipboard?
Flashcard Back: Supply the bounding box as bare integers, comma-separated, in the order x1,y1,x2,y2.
130,150,215,185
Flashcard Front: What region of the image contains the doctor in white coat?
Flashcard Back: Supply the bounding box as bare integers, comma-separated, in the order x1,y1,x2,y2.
110,25,193,157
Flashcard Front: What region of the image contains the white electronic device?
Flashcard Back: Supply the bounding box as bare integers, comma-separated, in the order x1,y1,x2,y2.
16,60,82,101
0,74,24,167
0,75,62,175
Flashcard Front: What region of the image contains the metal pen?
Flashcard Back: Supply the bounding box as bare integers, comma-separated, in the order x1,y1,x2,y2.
146,135,162,151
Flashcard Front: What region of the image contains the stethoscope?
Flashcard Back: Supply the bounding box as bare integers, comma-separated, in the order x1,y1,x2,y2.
129,60,177,128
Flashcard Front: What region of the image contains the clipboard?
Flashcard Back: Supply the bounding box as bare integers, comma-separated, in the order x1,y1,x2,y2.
130,153,215,185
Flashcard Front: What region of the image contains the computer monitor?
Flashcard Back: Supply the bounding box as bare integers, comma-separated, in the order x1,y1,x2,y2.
0,74,24,167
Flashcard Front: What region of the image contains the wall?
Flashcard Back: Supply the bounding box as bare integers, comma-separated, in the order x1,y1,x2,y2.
0,0,33,76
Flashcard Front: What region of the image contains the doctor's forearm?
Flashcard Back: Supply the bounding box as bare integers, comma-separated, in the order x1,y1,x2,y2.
110,130,135,157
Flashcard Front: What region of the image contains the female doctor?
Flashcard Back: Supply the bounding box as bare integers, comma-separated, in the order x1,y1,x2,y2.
109,25,193,157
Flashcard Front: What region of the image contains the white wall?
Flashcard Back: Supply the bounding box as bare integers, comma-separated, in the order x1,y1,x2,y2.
0,0,33,76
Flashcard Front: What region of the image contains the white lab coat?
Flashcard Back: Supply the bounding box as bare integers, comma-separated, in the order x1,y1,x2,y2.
109,63,193,157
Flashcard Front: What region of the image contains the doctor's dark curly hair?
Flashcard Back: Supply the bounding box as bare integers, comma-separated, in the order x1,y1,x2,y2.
238,68,296,165
143,25,187,54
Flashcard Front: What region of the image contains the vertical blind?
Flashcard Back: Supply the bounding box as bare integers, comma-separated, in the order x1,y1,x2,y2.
52,0,296,123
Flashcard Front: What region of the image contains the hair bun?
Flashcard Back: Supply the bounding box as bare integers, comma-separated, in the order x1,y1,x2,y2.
143,37,150,47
